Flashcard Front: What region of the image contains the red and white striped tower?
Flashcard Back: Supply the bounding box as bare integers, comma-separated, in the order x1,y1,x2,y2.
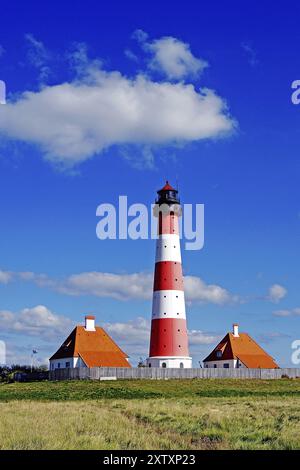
146,182,192,368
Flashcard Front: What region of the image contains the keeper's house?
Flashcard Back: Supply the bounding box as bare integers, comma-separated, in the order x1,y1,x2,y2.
203,324,279,369
49,315,131,370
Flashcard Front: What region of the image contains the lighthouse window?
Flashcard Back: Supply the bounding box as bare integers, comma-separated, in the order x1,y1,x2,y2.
176,295,178,298
177,313,179,315
179,345,181,348
180,363,184,369
162,363,167,368
164,312,166,315
178,329,180,332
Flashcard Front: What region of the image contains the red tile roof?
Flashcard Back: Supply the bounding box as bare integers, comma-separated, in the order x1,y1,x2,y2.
50,325,131,368
79,351,129,367
204,332,279,369
159,181,176,191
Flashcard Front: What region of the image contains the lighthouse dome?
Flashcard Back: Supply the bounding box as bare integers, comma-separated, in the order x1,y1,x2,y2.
156,181,180,205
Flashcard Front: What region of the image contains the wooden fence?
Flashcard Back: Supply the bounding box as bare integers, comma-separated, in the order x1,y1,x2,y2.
50,367,300,381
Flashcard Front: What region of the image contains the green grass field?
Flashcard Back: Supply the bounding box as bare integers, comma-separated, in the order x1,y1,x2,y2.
0,379,300,450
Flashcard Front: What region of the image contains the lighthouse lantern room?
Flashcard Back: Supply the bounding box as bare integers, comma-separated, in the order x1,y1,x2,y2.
146,182,192,368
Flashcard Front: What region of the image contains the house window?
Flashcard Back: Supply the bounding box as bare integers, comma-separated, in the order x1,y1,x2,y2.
57,363,60,369
205,364,208,368
223,364,229,368
65,361,70,368
213,364,217,368
148,363,151,368
216,350,222,358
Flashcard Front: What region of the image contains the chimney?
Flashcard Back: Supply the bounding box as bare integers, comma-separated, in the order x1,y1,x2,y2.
233,323,239,337
85,315,96,331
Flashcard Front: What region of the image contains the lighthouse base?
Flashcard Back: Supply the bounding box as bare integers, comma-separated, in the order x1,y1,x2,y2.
146,356,192,369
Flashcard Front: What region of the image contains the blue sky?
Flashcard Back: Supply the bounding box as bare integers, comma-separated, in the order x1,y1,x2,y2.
0,1,299,367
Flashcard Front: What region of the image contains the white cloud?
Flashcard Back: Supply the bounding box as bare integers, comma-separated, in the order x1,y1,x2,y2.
53,270,237,305
273,308,300,317
0,270,12,284
267,284,287,303
141,34,208,80
0,59,235,168
184,275,238,305
188,330,220,345
58,271,153,301
1,267,237,305
0,305,73,341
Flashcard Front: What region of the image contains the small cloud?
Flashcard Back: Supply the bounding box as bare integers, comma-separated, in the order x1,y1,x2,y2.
273,308,300,317
120,145,155,170
184,276,239,305
258,331,290,344
124,49,139,62
241,42,258,67
267,284,287,303
188,330,220,345
133,30,208,80
0,270,12,284
132,29,149,44
66,42,102,77
25,33,51,82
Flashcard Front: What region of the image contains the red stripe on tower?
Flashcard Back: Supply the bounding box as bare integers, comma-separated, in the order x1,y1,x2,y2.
146,182,192,368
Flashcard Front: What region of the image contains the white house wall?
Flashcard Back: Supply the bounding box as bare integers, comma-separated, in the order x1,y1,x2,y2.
204,359,247,369
49,356,86,370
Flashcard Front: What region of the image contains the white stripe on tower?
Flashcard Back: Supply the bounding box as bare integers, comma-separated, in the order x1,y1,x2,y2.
155,234,182,263
152,290,186,319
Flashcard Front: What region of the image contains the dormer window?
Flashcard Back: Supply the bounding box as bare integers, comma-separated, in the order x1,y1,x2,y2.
216,350,222,358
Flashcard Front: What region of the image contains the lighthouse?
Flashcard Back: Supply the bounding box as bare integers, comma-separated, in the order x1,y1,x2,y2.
146,182,192,368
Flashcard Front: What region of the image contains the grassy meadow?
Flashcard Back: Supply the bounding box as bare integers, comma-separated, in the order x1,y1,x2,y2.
0,379,299,450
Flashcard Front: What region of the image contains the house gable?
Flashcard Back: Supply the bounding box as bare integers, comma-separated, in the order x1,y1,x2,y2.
50,323,131,368
203,331,278,369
